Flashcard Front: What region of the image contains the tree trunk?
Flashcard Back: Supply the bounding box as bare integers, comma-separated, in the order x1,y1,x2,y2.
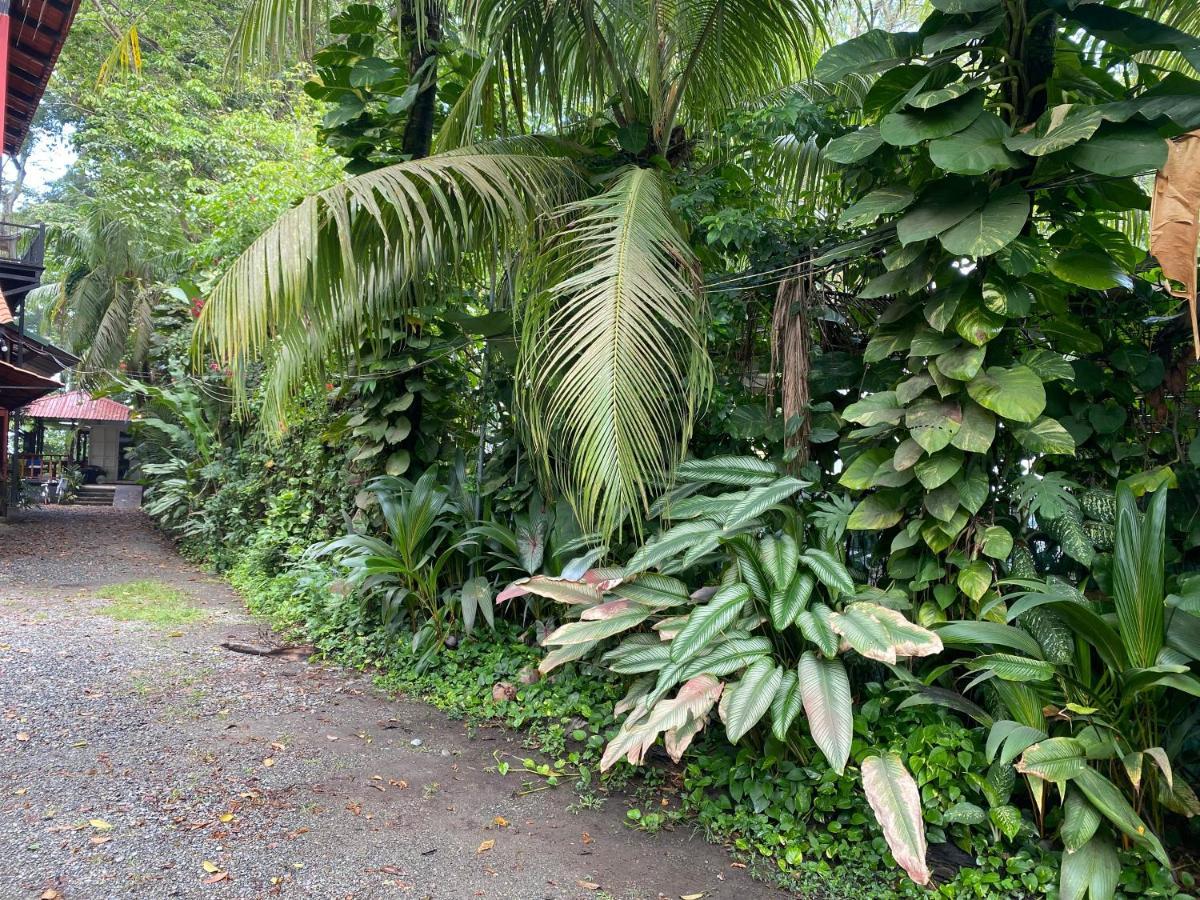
400,0,441,160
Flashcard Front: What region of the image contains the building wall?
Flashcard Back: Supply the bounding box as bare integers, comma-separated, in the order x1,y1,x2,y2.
87,422,125,481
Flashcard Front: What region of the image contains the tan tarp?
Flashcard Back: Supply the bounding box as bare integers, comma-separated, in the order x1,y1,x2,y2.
0,289,11,325
1151,130,1200,359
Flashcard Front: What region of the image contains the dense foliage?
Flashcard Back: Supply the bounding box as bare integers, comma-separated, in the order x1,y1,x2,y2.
24,0,1200,896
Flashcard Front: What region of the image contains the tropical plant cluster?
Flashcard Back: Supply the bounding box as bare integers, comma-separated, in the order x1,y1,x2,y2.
28,0,1200,897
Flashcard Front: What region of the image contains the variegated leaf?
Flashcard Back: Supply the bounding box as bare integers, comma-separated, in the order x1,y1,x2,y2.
798,652,853,774
770,671,803,741
722,660,783,742
862,752,931,886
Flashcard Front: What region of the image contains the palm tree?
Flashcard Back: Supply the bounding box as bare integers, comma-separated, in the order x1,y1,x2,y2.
34,204,169,376
198,0,830,536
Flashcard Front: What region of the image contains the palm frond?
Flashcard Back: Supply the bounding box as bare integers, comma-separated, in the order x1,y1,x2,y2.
227,0,327,73
517,165,712,537
658,0,829,140
97,23,143,87
195,138,585,404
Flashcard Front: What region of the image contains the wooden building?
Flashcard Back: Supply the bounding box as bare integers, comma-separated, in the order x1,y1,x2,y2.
0,0,83,517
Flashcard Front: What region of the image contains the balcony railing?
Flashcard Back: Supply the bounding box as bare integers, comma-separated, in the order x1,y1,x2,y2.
0,222,45,268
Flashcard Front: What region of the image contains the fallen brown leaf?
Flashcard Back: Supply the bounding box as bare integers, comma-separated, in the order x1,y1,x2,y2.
576,881,600,891
202,872,230,884
493,816,509,828
476,839,495,854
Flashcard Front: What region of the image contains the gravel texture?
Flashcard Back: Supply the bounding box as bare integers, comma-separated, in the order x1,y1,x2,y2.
0,507,783,900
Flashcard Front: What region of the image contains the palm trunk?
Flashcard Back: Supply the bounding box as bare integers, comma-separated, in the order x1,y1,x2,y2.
400,0,441,160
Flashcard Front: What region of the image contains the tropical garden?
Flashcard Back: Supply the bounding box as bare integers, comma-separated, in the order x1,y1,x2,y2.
18,0,1200,895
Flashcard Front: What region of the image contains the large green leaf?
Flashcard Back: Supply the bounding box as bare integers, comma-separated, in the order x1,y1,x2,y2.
758,533,800,590
907,399,964,453
937,621,1044,658
966,365,1045,423
1016,737,1088,781
824,127,883,164
722,477,808,530
1013,417,1076,455
929,112,1020,175
896,181,984,245
967,652,1056,682
677,455,780,485
626,519,721,572
798,603,840,656
1073,767,1171,868
841,186,917,227
1062,790,1101,853
669,584,751,663
881,92,984,147
1060,834,1120,900
950,401,996,452
861,753,931,886
914,449,963,489
830,602,943,663
543,608,653,646
814,29,921,83
1048,250,1133,290
1112,485,1166,669
923,7,1004,53
723,660,783,742
843,391,904,426
1067,123,1168,177
798,652,853,774
770,572,814,629
847,492,905,530
939,185,1030,257
1003,104,1104,156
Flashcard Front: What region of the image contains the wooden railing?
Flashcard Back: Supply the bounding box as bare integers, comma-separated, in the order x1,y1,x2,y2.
17,453,69,481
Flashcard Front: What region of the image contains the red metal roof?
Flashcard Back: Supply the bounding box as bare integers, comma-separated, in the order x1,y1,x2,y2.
23,389,131,422
5,0,83,154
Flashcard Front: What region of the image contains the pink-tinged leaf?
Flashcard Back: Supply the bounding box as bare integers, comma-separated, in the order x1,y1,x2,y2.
862,753,931,886
496,581,531,604
581,599,635,621
499,575,604,606
829,603,943,664
581,568,624,592
600,676,723,771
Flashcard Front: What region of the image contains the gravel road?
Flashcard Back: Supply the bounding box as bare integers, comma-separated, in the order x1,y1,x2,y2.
0,506,782,900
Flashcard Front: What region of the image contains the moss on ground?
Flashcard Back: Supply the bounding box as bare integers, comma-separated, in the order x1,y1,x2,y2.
96,580,205,627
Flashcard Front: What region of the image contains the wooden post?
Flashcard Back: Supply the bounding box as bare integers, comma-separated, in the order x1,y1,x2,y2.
0,0,10,158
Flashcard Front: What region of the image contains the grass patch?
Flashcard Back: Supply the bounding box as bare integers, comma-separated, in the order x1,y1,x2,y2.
97,580,204,627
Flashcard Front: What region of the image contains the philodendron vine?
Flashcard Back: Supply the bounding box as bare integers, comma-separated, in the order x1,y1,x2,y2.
827,0,1200,613
819,0,1200,895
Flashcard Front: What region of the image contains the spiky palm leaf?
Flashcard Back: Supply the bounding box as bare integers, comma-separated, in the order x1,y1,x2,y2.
228,0,328,72
517,165,712,535
195,138,584,400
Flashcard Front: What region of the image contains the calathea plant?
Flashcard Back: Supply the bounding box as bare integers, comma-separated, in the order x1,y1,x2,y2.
508,457,944,885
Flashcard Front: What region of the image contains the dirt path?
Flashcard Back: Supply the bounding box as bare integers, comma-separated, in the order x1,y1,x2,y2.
0,507,782,900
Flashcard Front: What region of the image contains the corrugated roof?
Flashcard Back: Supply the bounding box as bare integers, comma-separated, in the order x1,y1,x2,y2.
23,389,131,422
